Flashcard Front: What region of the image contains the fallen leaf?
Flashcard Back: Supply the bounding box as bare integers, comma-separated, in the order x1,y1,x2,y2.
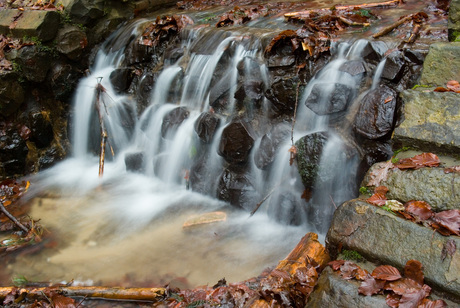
418,298,448,308
444,166,460,174
446,80,460,92
386,293,401,308
385,200,405,212
432,209,460,236
410,153,441,168
358,274,385,296
386,277,421,295
375,186,389,195
328,260,345,271
367,161,394,187
398,287,427,308
404,260,424,286
366,193,387,206
338,261,359,280
372,265,402,281
404,201,433,222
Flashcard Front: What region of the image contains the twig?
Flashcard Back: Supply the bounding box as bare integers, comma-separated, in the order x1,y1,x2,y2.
291,81,301,146
404,23,421,43
95,78,109,177
285,0,401,18
372,12,427,39
338,16,370,27
0,200,29,233
330,195,338,209
250,186,277,216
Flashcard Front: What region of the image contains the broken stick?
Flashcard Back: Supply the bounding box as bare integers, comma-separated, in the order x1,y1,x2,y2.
372,12,427,38
0,200,29,233
95,79,109,177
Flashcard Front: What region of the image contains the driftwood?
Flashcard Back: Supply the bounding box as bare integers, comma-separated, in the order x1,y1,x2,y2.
0,200,29,233
95,79,108,177
285,0,401,18
372,12,427,38
0,286,165,301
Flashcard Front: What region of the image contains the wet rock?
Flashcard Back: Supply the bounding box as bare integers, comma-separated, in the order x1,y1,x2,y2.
326,199,460,299
209,71,234,108
110,68,134,94
393,89,460,154
55,25,87,60
124,152,145,173
404,49,427,65
267,55,295,68
28,111,53,148
194,112,220,143
419,42,460,86
0,129,28,176
161,107,190,138
306,267,389,308
295,131,329,189
254,123,290,170
361,41,387,65
49,62,82,102
234,80,264,104
16,46,52,83
265,76,299,115
136,72,156,111
353,85,397,139
362,165,460,211
356,140,392,182
164,46,184,65
305,83,353,116
380,50,405,82
217,166,260,211
267,191,307,226
62,0,105,26
449,0,460,40
38,145,64,170
218,120,255,164
339,60,366,76
0,9,60,41
0,73,25,117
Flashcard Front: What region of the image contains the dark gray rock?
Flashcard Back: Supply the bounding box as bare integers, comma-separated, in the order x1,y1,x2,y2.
0,73,25,117
353,85,397,139
55,25,87,60
449,0,460,41
326,199,460,300
194,112,220,144
110,68,134,94
29,111,54,148
0,10,60,42
254,123,290,170
16,46,52,83
217,166,260,211
306,267,388,308
295,131,329,189
339,60,366,76
0,129,28,176
361,41,387,65
362,165,460,211
62,0,105,26
38,145,64,170
218,120,255,164
381,50,406,82
265,76,299,115
305,83,353,116
49,62,82,101
393,89,460,155
161,107,189,139
124,152,145,173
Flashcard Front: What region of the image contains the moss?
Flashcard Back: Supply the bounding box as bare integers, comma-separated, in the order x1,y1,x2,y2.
341,250,364,262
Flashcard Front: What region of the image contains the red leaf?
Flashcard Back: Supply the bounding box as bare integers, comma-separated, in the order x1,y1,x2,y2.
418,298,448,308
372,265,402,281
366,161,394,187
367,193,387,206
444,166,460,174
358,275,385,296
386,293,401,308
355,267,370,281
410,153,441,168
386,278,421,295
375,186,389,195
433,209,460,236
446,80,460,92
404,201,433,222
328,260,345,271
398,288,428,308
404,260,424,286
339,261,359,280
394,158,418,169
433,87,449,92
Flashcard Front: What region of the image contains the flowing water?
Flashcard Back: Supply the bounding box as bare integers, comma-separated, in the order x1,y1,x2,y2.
1,0,445,287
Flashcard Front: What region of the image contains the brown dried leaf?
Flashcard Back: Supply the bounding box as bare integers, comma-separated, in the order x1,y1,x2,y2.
328,259,345,271
385,278,421,295
372,265,402,281
366,193,387,206
418,298,448,308
386,293,401,308
441,239,456,261
339,261,359,280
404,260,424,286
394,158,418,169
367,161,393,187
410,153,441,168
398,287,428,308
433,87,449,92
358,275,385,296
433,209,460,236
444,166,460,174
375,186,389,195
355,267,370,281
446,80,460,92
404,201,433,222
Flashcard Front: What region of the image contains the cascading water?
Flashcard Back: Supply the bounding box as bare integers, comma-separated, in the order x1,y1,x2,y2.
8,15,396,287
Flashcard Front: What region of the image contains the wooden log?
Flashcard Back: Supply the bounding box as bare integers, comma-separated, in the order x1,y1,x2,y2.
0,286,165,301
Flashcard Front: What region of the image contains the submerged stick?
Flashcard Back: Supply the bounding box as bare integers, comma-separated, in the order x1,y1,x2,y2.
0,200,29,233
95,79,108,177
0,286,165,301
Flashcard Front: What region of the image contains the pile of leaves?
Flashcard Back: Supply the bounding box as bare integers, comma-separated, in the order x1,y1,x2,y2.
139,15,194,47
1,0,61,10
216,5,269,27
0,178,30,208
366,187,460,236
177,0,252,10
0,35,28,71
158,261,320,307
329,259,447,307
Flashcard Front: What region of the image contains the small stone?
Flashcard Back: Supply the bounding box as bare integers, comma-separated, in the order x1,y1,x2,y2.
183,211,227,228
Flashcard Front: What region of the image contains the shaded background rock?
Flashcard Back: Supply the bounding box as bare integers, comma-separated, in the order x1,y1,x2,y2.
194,112,220,144
55,25,88,61
218,120,255,164
254,123,290,170
0,73,25,117
161,107,190,139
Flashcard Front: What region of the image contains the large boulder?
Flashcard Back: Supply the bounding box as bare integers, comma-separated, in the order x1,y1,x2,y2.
265,76,299,115
161,107,189,139
254,123,290,170
217,166,260,211
419,42,460,86
449,0,460,40
326,199,460,300
55,25,88,61
194,112,220,144
362,164,460,211
15,46,52,83
28,111,54,149
393,89,460,154
218,120,255,164
0,128,28,176
0,9,60,41
353,85,397,139
380,50,406,82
